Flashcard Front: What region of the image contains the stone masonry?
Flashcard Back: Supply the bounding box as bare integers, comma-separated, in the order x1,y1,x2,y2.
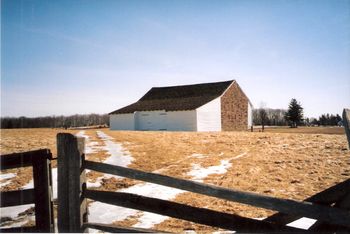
221,82,249,131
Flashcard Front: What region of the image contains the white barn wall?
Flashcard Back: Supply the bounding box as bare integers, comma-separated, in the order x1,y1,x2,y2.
166,110,197,131
110,114,135,130
196,97,221,132
248,102,253,128
135,110,167,130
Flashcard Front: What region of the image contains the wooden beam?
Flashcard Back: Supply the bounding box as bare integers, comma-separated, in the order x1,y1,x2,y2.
57,133,87,233
0,189,35,207
32,154,55,232
343,108,350,149
84,222,166,233
85,190,305,232
0,149,51,170
84,160,350,227
309,190,350,232
265,179,350,225
0,226,37,233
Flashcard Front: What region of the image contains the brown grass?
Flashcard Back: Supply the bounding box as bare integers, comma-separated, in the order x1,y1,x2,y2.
258,126,345,134
100,129,349,232
1,127,349,232
0,128,77,190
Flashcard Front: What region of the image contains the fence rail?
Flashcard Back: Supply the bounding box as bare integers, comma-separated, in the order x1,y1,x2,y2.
84,189,303,232
84,160,350,227
57,133,350,233
0,149,54,233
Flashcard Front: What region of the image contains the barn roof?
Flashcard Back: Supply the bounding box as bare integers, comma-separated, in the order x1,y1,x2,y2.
109,80,235,114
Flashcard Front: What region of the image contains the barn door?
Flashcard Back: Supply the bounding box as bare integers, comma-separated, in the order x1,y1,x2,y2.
136,111,167,131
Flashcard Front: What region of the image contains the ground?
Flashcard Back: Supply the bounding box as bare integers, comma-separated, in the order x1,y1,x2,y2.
0,127,349,232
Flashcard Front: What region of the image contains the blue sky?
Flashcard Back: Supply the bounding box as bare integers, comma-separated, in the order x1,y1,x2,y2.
1,0,349,118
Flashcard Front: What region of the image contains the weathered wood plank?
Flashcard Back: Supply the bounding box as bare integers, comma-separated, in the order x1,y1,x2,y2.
0,149,51,170
84,222,165,233
57,134,70,232
85,190,305,232
343,108,350,149
0,189,35,207
0,226,37,233
32,154,54,232
264,179,350,225
84,160,350,227
309,190,350,232
57,133,87,233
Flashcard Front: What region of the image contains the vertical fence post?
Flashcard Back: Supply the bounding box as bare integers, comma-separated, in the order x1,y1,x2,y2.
343,109,350,149
57,133,88,232
32,149,54,232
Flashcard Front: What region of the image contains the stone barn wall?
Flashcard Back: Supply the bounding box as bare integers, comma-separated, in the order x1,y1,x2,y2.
221,82,249,131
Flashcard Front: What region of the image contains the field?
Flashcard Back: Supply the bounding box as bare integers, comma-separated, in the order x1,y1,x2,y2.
0,127,349,232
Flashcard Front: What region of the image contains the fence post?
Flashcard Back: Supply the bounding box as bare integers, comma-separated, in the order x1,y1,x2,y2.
343,109,350,149
31,149,54,232
57,133,88,232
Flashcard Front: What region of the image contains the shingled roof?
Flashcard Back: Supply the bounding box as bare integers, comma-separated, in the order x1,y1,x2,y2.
109,80,235,114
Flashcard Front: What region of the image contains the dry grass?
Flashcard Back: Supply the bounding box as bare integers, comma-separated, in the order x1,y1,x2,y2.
1,127,349,232
0,128,77,190
258,126,345,135
100,129,349,232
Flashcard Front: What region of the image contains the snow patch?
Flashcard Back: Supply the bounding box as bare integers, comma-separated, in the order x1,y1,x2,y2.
0,173,16,180
87,133,243,230
0,174,36,220
0,219,29,228
287,217,317,230
96,131,134,168
187,159,232,183
22,179,34,189
0,173,17,187
76,131,99,154
76,130,89,139
88,182,185,224
0,181,11,187
0,204,33,219
131,155,241,228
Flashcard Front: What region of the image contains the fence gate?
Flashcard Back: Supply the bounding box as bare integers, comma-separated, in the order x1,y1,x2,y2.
0,149,55,233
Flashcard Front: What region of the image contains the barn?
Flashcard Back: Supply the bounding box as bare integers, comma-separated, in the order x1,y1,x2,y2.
109,80,253,131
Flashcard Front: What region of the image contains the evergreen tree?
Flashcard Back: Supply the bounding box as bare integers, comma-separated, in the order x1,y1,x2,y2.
285,98,303,128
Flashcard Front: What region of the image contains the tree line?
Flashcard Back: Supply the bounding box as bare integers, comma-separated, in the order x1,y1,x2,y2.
1,114,109,129
253,98,342,127
307,114,342,126
253,108,288,126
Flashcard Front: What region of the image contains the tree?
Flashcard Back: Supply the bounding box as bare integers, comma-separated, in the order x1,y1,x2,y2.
285,98,303,128
258,108,268,131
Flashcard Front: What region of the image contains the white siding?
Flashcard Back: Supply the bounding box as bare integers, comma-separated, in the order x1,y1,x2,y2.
110,114,135,130
135,111,167,131
248,102,253,128
196,97,221,132
166,110,197,131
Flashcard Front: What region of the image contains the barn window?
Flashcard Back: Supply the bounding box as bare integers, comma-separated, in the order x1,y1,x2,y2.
159,113,167,116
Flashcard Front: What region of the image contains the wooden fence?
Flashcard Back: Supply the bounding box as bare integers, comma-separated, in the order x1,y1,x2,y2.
1,109,349,233
0,149,55,233
57,133,350,233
